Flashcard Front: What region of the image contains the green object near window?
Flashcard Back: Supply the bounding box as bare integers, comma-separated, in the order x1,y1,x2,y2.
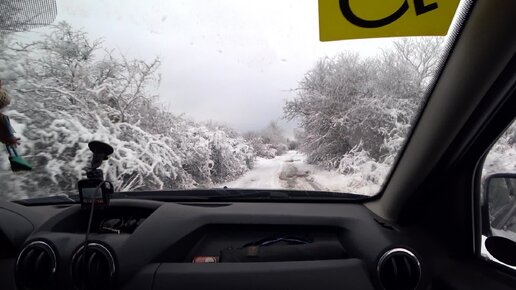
9,155,32,172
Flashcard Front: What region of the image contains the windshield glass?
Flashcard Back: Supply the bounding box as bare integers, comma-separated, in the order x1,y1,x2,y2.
0,0,463,201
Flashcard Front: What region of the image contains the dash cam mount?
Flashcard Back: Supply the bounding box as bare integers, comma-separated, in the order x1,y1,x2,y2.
79,141,115,209
85,141,114,180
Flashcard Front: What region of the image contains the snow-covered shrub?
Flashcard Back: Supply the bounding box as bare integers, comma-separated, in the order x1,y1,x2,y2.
0,86,196,195
243,121,289,159
285,38,443,191
243,137,283,159
261,143,278,159
174,125,215,186
287,139,300,150
337,143,390,186
0,22,255,200
209,130,251,184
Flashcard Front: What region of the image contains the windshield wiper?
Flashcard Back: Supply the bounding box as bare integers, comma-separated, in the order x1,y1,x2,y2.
116,189,365,202
13,189,366,205
15,194,79,206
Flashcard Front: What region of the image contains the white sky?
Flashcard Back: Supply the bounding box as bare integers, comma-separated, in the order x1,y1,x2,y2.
51,0,392,134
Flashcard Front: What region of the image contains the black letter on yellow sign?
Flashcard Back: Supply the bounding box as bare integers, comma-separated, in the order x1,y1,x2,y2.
414,0,438,15
339,0,439,28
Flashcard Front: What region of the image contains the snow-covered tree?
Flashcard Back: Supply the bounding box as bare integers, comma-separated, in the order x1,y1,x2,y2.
244,121,289,159
284,52,386,164
98,56,161,124
0,22,256,200
284,37,443,186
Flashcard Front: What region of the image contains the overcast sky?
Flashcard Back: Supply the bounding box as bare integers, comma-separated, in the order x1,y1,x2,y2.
51,0,392,134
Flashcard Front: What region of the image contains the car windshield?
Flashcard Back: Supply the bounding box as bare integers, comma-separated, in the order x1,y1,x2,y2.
0,0,464,201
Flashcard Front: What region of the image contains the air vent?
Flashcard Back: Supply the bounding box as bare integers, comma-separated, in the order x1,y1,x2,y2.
377,248,421,290
71,243,116,290
16,240,57,290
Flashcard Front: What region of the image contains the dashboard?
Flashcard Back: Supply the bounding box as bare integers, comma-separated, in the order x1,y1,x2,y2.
0,199,430,290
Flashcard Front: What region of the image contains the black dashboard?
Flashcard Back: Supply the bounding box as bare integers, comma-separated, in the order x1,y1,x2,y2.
0,199,430,290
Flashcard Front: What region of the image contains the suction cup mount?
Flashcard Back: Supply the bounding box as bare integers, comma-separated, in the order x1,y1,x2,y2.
86,141,114,180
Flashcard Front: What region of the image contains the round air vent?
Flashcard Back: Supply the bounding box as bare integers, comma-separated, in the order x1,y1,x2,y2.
71,243,116,290
16,240,57,290
377,248,421,290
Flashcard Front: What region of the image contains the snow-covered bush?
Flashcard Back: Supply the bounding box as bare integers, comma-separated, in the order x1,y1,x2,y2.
285,38,443,190
337,143,390,186
209,131,251,183
0,22,255,199
243,121,289,159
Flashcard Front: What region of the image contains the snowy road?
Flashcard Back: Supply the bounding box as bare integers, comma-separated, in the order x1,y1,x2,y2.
225,151,309,190
225,151,374,194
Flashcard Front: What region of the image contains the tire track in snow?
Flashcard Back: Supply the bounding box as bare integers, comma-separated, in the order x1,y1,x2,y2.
278,162,325,191
225,151,326,191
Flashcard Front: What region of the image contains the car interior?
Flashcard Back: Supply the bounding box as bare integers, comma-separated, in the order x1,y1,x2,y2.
1,1,516,290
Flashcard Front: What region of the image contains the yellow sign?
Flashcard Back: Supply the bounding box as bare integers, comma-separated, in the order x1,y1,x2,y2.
319,0,461,41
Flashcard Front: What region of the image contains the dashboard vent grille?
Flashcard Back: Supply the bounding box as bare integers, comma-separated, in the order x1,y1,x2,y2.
16,240,57,290
377,248,421,290
71,243,116,290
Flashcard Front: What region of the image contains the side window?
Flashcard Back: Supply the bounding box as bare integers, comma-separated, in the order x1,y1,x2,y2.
481,119,516,269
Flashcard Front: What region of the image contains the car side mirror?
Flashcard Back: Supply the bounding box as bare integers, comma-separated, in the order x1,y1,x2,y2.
484,174,516,267
484,236,516,267
485,173,516,230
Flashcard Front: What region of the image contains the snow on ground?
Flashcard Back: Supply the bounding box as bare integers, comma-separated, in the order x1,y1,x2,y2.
224,151,378,196
224,153,287,190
